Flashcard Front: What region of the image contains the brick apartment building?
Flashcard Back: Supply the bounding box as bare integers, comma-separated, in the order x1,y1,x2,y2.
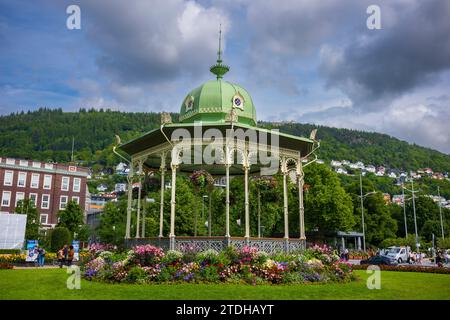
0,157,90,229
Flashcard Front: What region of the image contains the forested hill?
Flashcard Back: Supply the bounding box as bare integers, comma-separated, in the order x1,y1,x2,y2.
0,108,449,172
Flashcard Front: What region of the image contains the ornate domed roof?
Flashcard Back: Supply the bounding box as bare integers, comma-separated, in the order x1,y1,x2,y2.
179,26,257,127
179,79,256,126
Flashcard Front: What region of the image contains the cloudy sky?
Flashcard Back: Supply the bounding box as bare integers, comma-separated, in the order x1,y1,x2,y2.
1,0,449,153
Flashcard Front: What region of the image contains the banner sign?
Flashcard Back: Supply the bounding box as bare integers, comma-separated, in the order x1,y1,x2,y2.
72,240,80,261
0,213,27,249
25,240,39,262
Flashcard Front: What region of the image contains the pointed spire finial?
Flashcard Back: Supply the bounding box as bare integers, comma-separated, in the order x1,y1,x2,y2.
210,24,229,80
218,24,222,63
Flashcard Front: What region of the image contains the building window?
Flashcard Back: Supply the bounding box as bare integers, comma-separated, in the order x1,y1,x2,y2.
19,160,28,167
29,193,38,206
44,163,53,170
32,162,41,168
43,175,52,189
40,214,48,224
73,178,81,192
6,158,15,165
61,177,70,191
41,194,50,209
15,192,25,207
3,171,13,186
31,173,40,188
72,196,80,205
17,172,27,187
60,196,68,210
1,191,11,207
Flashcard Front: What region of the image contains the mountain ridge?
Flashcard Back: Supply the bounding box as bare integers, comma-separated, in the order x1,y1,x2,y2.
0,108,448,172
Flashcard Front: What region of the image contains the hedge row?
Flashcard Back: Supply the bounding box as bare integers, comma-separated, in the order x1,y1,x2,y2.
0,249,21,255
353,264,450,274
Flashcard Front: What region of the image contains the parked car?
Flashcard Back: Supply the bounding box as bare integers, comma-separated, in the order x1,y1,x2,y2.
383,246,410,263
360,255,398,266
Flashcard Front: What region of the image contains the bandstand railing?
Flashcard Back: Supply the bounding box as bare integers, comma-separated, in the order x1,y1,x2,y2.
125,237,305,253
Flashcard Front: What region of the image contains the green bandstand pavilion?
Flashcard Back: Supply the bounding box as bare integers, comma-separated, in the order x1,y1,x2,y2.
117,31,318,252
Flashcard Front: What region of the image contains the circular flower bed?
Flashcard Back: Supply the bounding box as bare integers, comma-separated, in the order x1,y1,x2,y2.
81,244,356,285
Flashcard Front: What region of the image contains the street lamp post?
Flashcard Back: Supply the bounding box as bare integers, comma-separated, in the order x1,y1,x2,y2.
359,173,366,252
359,173,377,252
403,179,420,250
438,186,445,241
411,179,419,250
401,182,408,238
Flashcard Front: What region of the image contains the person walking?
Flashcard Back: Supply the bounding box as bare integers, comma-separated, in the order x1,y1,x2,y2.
67,245,75,267
57,247,65,268
435,251,443,267
37,246,46,267
63,244,68,266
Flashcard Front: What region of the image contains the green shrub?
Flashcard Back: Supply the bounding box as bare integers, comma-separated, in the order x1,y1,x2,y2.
200,265,220,282
197,249,220,265
281,272,303,284
156,266,174,282
255,251,269,265
352,264,450,274
0,249,21,255
437,238,450,249
126,266,147,283
110,252,129,263
222,246,239,262
50,227,72,252
164,250,183,264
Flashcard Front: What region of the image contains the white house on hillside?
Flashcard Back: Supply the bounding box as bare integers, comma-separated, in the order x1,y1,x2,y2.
331,160,342,167
96,184,108,192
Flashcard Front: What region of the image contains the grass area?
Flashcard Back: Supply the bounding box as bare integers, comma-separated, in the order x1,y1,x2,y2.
1,269,449,300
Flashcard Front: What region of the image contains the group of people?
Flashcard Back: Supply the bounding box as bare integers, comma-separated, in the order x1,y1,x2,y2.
57,245,75,268
435,250,449,267
406,251,425,264
33,244,75,267
34,245,46,267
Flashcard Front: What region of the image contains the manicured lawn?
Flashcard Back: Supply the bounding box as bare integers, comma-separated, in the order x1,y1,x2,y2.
0,269,449,300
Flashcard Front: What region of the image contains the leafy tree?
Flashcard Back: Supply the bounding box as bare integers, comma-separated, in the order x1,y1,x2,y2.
171,177,196,236
361,193,398,246
304,163,355,235
437,237,450,249
404,196,441,241
15,199,40,241
50,227,71,252
57,201,84,237
250,176,280,237
345,177,398,246
380,234,421,249
97,202,127,245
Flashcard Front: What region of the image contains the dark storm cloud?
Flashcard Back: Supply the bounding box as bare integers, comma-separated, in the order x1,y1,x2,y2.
320,0,450,106
243,0,366,95
78,0,228,84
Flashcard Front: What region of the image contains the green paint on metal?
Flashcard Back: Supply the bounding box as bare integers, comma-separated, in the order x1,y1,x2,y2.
178,25,257,127
180,80,257,126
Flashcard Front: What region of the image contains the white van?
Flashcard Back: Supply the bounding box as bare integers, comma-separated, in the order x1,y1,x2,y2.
384,246,409,263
